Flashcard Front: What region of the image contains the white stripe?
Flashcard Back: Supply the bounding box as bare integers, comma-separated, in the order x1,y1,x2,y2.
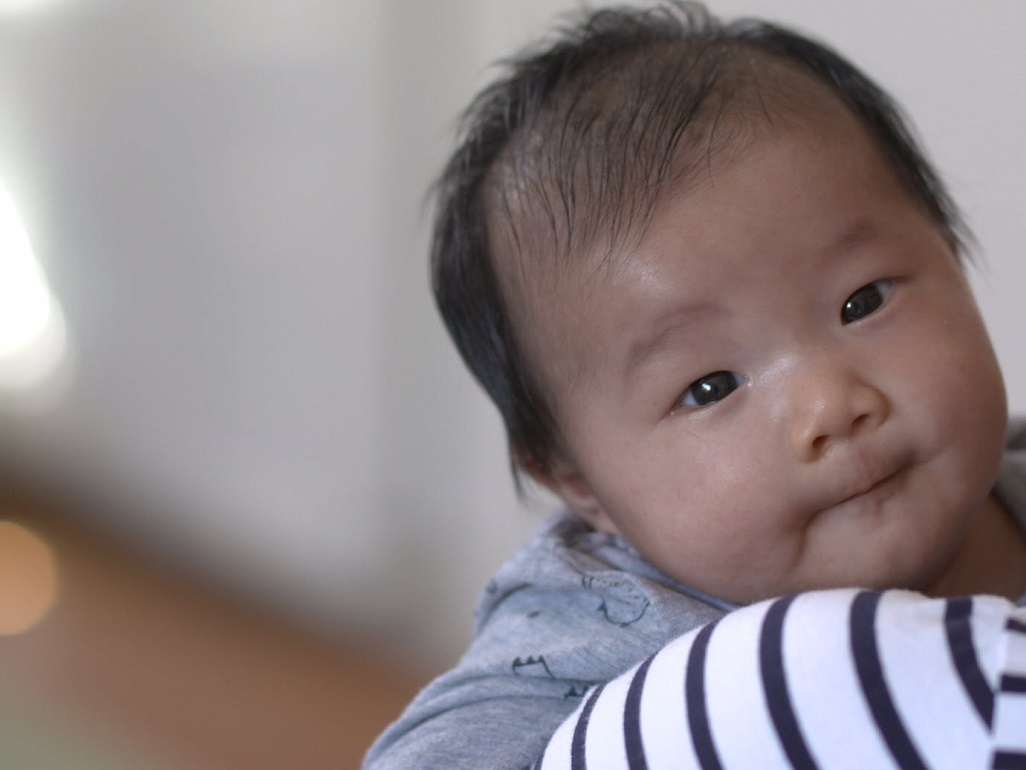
782,589,897,769
538,696,582,770
873,591,990,769
702,600,790,769
638,631,701,770
969,595,1019,691
582,661,633,768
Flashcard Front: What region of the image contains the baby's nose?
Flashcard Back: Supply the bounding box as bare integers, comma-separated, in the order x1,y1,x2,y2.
788,360,889,462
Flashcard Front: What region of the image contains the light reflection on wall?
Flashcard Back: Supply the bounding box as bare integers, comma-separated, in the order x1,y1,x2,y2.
0,181,67,394
0,520,58,635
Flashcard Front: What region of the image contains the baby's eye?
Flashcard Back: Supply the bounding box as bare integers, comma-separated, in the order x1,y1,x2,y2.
841,279,894,324
679,371,746,409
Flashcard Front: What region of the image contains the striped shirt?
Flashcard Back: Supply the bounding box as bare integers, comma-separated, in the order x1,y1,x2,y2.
536,589,1026,770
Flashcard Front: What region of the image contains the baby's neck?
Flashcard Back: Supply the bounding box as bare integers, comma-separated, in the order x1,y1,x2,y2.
924,492,1026,601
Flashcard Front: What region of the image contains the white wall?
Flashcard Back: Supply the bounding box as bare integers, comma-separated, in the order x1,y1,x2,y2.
0,0,1022,669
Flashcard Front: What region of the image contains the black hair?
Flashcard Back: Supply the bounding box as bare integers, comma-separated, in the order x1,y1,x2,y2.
430,1,966,484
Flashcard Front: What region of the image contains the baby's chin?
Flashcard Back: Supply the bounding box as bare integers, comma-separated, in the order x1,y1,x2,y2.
705,556,949,607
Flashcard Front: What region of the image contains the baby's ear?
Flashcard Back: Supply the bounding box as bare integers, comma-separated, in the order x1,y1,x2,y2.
521,453,623,537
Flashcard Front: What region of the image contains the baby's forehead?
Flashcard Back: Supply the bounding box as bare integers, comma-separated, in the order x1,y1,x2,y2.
488,55,851,276
488,63,855,304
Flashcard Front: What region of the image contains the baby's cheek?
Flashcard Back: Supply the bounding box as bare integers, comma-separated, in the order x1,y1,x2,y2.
894,300,1001,422
917,335,1005,495
935,329,1004,424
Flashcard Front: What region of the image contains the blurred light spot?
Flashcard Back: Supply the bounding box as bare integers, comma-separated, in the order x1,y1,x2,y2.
0,0,71,14
0,181,67,392
0,520,58,635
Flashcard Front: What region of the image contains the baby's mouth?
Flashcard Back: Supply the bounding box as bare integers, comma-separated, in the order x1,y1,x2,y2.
833,464,908,509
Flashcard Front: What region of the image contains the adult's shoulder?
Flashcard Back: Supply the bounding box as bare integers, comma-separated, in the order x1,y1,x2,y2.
537,588,1026,770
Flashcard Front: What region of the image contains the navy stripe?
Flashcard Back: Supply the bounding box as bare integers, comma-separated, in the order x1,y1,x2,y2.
945,596,994,727
760,595,819,770
850,591,927,770
686,621,724,770
1008,618,1026,635
624,654,656,770
570,683,605,770
1000,674,1026,694
993,752,1026,770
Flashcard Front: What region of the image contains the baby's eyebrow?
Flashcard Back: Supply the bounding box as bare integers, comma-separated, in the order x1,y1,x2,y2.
821,217,879,261
623,303,721,381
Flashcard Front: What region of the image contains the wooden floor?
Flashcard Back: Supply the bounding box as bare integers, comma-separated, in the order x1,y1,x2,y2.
0,490,429,770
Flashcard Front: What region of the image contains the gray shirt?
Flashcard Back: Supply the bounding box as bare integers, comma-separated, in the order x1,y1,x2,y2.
364,420,1026,770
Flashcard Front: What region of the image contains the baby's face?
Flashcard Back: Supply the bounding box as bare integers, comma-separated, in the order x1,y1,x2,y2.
526,109,1007,604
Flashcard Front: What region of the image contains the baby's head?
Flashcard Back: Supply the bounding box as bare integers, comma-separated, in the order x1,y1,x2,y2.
433,2,1008,602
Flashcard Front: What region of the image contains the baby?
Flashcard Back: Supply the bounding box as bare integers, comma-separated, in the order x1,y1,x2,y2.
365,2,1026,768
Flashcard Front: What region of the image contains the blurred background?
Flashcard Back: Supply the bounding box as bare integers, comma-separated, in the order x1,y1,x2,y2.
0,0,1024,767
